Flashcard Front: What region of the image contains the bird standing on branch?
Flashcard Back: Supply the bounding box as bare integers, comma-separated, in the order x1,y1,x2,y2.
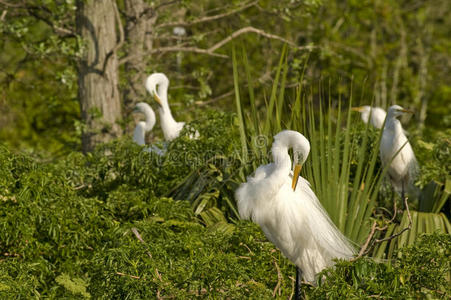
235,130,355,299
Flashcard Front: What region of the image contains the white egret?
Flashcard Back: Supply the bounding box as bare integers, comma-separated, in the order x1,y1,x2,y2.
132,102,166,155
235,130,355,297
132,102,156,146
351,106,386,129
380,105,418,196
145,73,189,141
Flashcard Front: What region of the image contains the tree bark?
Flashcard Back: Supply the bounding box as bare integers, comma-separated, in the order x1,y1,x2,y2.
76,0,122,153
123,0,156,114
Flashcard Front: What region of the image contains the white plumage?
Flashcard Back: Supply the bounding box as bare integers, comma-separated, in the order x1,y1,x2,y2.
236,130,355,282
145,73,186,141
352,106,387,129
380,105,418,195
132,102,166,155
132,102,156,146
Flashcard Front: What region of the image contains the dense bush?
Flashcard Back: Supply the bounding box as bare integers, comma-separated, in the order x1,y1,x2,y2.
1,133,449,298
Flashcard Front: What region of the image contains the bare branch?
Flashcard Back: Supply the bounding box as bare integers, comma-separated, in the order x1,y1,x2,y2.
0,9,7,20
194,90,235,106
0,0,75,37
141,26,313,62
272,258,283,297
149,46,228,58
209,26,314,53
116,272,141,280
0,0,23,8
352,194,412,261
153,0,181,12
26,9,75,37
156,0,258,29
131,227,152,259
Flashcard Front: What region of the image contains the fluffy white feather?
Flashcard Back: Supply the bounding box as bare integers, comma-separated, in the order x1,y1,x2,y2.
236,130,355,282
145,73,189,141
352,106,387,129
380,105,418,194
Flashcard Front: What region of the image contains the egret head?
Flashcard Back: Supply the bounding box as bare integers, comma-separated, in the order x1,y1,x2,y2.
133,102,150,114
273,130,310,190
351,106,371,114
145,73,169,107
351,105,372,123
387,105,414,119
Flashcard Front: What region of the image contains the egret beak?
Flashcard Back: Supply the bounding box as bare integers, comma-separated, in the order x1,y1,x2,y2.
351,106,363,112
152,91,163,107
400,109,414,114
292,164,302,191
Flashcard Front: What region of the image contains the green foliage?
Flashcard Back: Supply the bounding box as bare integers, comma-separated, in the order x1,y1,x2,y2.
55,273,91,299
1,133,450,298
307,233,451,299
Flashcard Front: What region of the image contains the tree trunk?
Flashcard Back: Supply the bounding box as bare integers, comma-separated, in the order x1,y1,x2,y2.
76,0,122,153
123,0,156,115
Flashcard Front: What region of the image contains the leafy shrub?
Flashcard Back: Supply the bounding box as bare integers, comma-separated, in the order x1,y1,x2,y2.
308,233,450,299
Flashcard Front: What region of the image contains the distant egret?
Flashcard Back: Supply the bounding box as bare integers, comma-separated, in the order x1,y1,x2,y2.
132,102,156,146
380,105,418,196
146,73,196,141
132,102,166,155
236,130,355,297
351,106,386,129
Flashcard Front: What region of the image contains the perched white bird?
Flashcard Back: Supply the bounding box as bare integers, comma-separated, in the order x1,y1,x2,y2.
145,73,186,141
380,105,418,196
351,106,387,129
236,130,355,287
132,102,166,155
132,102,156,146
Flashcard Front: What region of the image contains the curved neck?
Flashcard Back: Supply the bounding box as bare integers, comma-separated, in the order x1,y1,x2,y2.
133,122,146,146
142,108,155,132
156,84,180,135
271,142,292,177
385,116,402,133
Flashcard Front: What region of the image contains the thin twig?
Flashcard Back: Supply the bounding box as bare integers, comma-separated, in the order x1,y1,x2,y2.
352,221,378,260
194,90,235,106
208,26,314,53
156,1,258,29
375,195,412,243
353,193,412,260
116,271,141,279
131,227,152,259
146,26,314,60
0,9,7,21
272,259,283,297
239,242,254,255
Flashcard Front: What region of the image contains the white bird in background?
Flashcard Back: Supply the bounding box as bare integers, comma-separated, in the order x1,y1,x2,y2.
236,130,355,296
145,73,186,141
351,106,387,129
380,105,418,196
132,102,166,155
132,102,156,146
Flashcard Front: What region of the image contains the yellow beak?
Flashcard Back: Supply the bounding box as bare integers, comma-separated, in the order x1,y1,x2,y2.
152,92,163,106
351,106,363,112
400,109,414,114
292,164,302,191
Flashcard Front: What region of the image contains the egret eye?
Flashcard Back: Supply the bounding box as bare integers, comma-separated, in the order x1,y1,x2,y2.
294,151,304,164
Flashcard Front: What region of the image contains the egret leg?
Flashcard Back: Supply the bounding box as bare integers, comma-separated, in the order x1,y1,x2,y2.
401,181,405,204
295,267,303,300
